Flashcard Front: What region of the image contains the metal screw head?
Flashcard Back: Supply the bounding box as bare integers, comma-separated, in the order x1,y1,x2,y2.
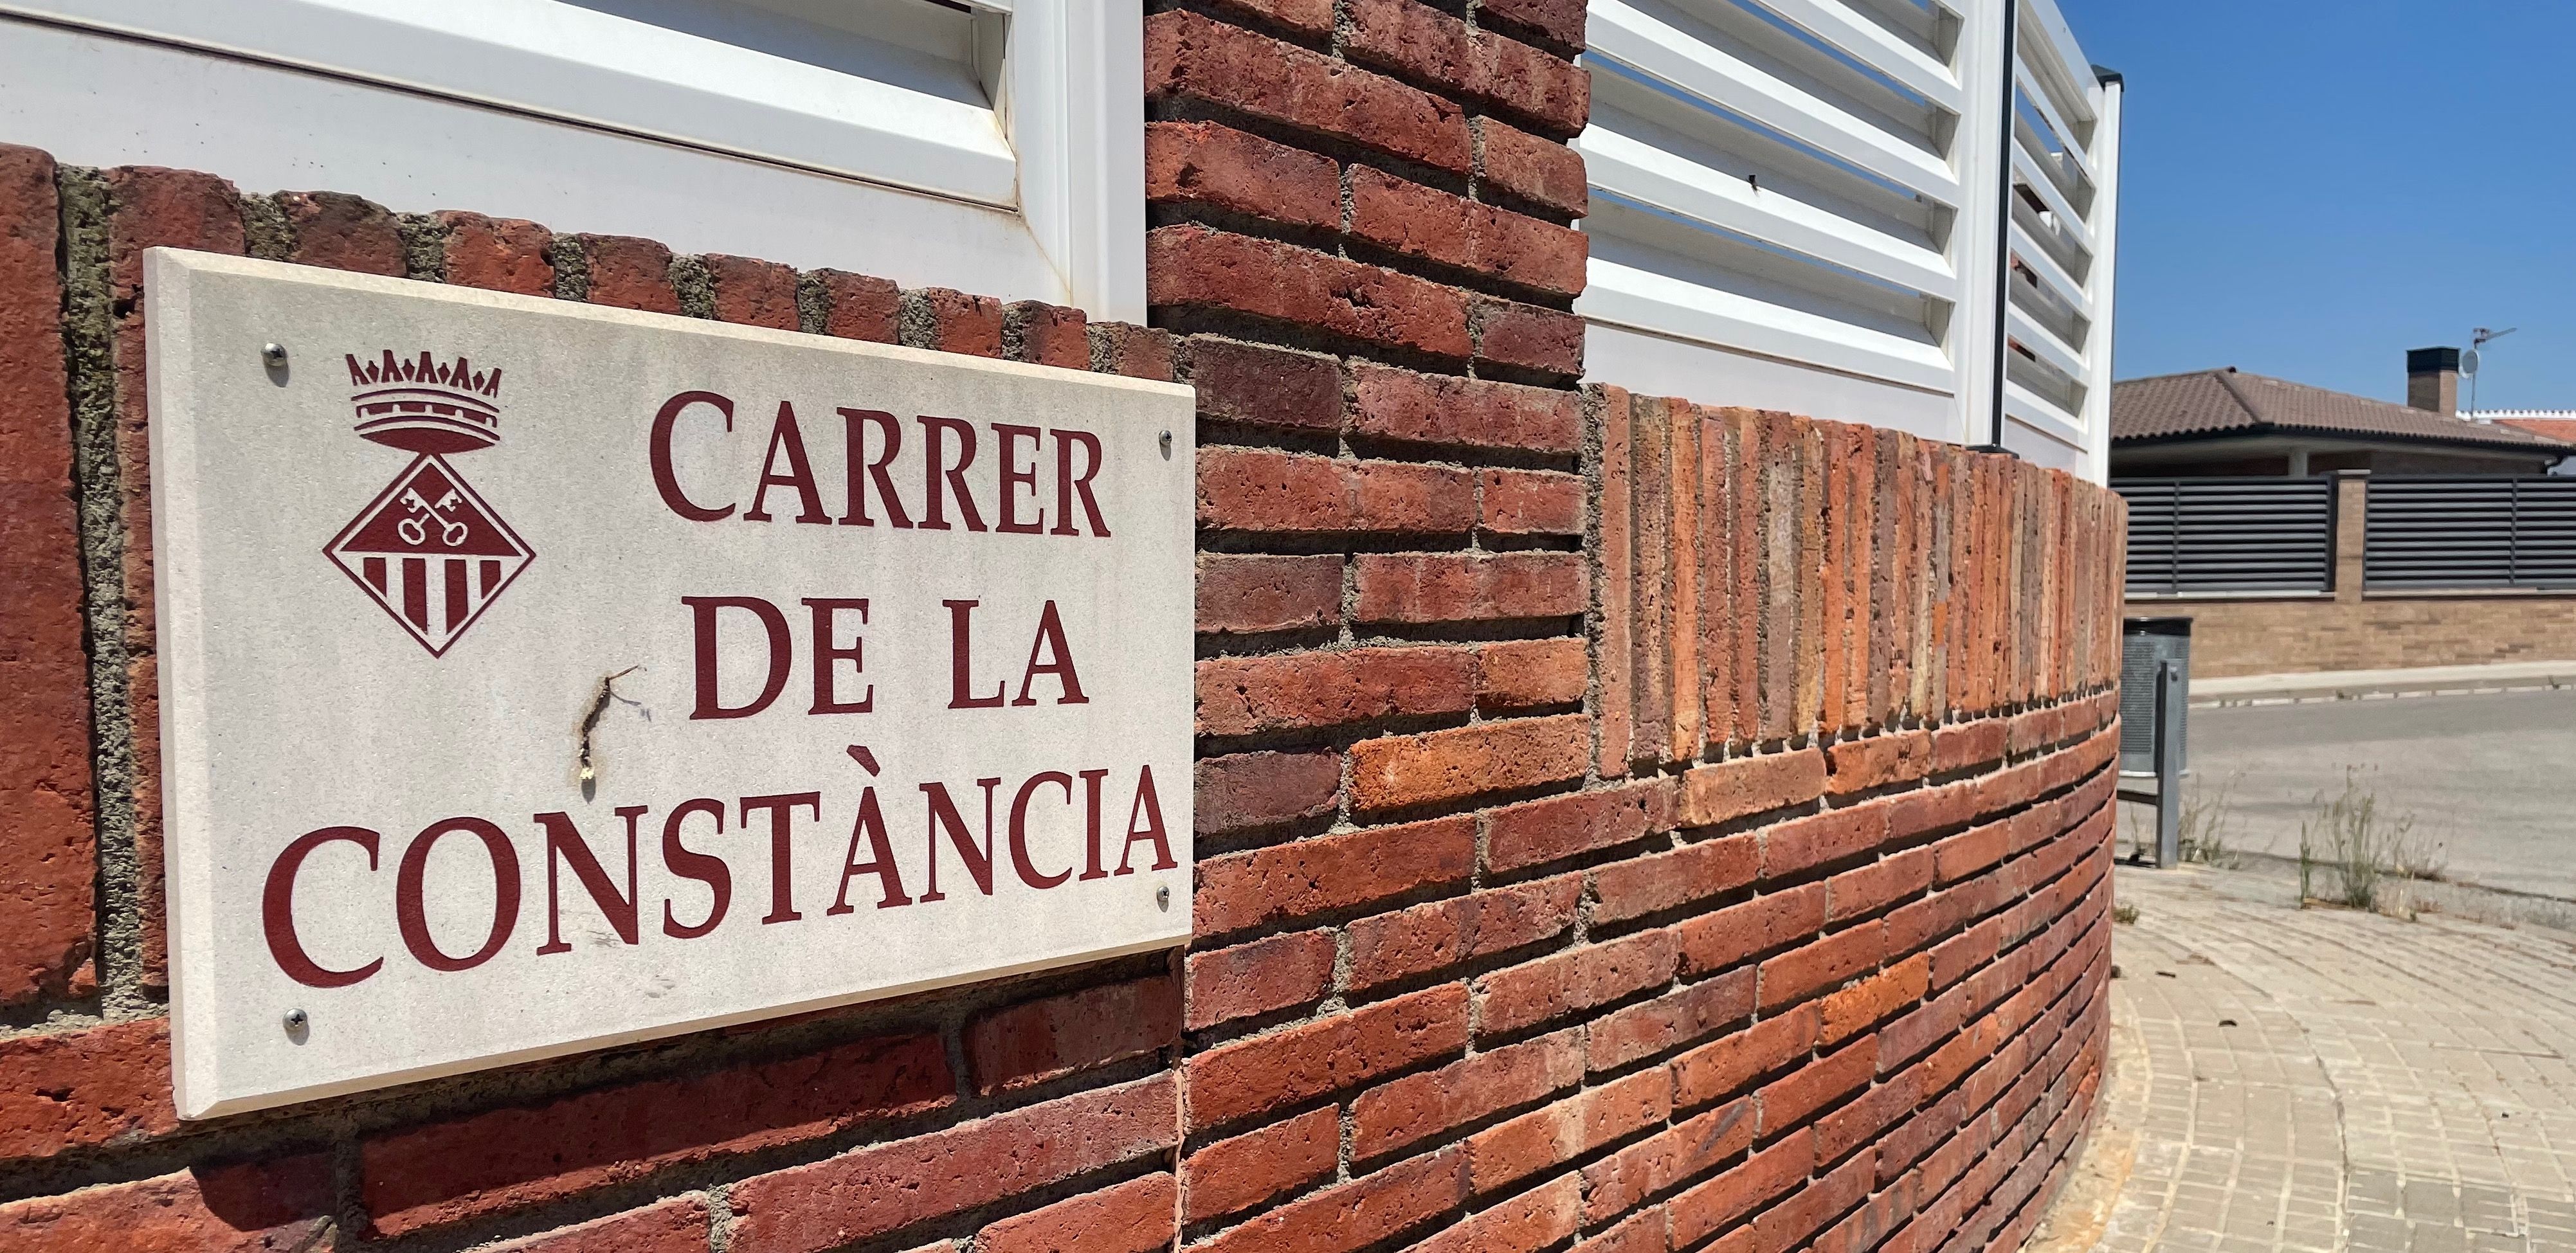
1156,885,1172,910
282,1008,308,1033
261,342,289,368
1158,430,1173,459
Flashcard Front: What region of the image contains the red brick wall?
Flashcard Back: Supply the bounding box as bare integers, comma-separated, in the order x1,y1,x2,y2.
0,4,2126,1245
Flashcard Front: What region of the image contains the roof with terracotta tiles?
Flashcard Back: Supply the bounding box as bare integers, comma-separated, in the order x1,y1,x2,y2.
2111,368,2575,451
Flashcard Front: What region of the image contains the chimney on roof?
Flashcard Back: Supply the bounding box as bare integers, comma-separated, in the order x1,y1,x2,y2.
2408,347,2461,415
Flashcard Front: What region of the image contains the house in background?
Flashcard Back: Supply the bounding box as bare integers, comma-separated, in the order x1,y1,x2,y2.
2110,348,2571,477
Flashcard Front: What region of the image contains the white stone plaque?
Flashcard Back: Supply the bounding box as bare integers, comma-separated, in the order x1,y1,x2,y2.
145,250,1196,1118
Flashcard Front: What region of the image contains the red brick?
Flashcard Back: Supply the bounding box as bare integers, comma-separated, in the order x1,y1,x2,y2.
1196,749,1342,836
574,233,680,313
1583,1102,1754,1224
1576,1207,1672,1253
277,189,403,274
1414,1174,1583,1253
1198,645,1472,735
1467,1070,1671,1194
1485,780,1670,873
1343,0,1590,137
1197,552,1342,634
704,253,799,329
1349,714,1590,812
1150,225,1471,359
1678,750,1826,827
1759,804,1891,879
809,268,900,342
1820,953,1930,1046
1204,0,1336,37
1184,1107,1340,1221
1742,1144,1875,1253
1477,116,1588,217
1885,779,1979,842
1473,294,1583,376
1146,121,1341,232
1188,930,1338,1029
1476,638,1586,712
1196,815,1474,935
966,977,1180,1094
0,145,95,1007
0,1155,332,1253
1479,929,1678,1036
1354,552,1586,624
1481,467,1585,536
1346,876,1581,989
1004,300,1089,369
105,164,245,988
1755,1032,1874,1135
1824,847,1934,923
725,1076,1176,1253
1147,11,1471,172
0,1018,175,1160
361,1032,950,1236
1931,820,2009,885
1597,384,1635,776
1756,923,1886,1011
1667,1129,1812,1247
1348,166,1586,295
1188,336,1344,431
1588,968,1755,1072
1478,0,1586,50
909,286,1004,357
1676,883,1824,977
1671,1004,1817,1109
1930,719,2007,775
1352,361,1580,455
1090,321,1177,381
435,211,554,295
1186,984,1469,1130
1198,447,1476,534
1593,834,1757,924
1199,1146,1465,1253
494,1200,712,1253
1826,728,1932,795
977,1172,1175,1253
1352,1028,1580,1159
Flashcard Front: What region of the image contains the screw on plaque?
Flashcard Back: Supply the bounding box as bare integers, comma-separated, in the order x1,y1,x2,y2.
283,1007,309,1039
1158,430,1172,459
1156,885,1171,910
262,342,289,368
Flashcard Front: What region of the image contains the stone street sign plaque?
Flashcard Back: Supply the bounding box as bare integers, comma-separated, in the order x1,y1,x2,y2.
145,251,1196,1118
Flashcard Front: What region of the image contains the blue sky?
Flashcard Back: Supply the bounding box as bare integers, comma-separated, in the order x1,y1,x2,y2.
2054,1,2576,410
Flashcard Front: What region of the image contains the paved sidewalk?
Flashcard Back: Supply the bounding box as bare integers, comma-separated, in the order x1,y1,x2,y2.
2073,865,2576,1253
2191,661,2576,708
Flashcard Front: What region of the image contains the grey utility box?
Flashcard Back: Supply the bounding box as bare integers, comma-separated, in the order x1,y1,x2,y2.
2119,618,2190,775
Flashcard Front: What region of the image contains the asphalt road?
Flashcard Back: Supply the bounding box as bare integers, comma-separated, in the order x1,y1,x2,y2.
2163,688,2576,900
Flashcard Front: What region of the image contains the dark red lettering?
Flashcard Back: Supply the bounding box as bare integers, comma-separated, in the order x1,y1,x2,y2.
1051,429,1110,537
830,786,913,912
685,595,793,719
945,599,1006,708
743,401,830,524
661,798,731,939
1010,771,1075,889
995,422,1044,534
838,408,912,528
535,807,642,954
1116,766,1178,874
1078,768,1111,881
1013,600,1089,707
741,792,819,924
919,415,988,532
804,597,874,716
263,826,383,988
919,778,1001,900
395,817,522,972
650,390,736,521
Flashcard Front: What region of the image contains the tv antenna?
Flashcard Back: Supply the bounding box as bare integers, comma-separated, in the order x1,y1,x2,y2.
2466,326,2517,420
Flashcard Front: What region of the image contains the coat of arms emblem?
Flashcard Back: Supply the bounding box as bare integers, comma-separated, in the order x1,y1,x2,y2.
324,350,534,656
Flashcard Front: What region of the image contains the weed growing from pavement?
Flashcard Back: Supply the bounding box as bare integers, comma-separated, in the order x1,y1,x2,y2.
2113,903,2140,925
2298,766,2445,915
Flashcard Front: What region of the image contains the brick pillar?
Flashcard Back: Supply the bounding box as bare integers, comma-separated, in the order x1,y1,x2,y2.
2335,469,2369,602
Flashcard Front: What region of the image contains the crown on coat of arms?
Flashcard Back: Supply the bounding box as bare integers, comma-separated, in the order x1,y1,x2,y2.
346,350,504,455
